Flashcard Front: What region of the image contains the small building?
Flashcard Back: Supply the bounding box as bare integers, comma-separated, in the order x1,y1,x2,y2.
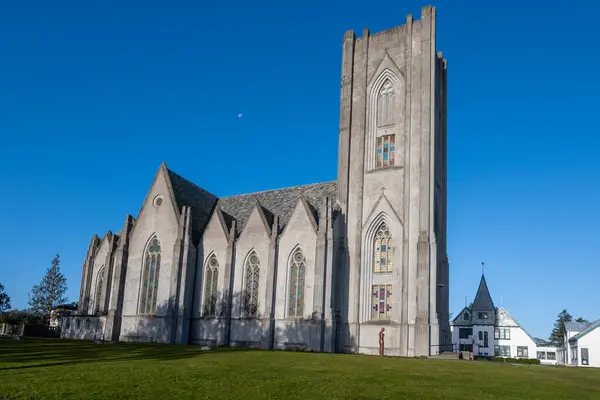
451,275,559,364
565,320,600,368
49,304,78,329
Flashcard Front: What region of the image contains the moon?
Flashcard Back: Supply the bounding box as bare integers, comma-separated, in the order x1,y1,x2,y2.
237,113,243,118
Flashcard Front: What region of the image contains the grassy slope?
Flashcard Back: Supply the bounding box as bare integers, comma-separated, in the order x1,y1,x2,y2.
1,338,599,399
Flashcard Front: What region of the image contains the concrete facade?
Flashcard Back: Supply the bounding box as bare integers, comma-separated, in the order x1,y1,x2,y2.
62,6,449,357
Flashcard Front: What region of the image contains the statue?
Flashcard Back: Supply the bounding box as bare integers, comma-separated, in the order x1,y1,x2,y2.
379,327,385,356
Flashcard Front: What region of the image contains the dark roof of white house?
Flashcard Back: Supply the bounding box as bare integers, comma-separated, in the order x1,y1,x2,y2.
564,321,593,332
471,274,495,312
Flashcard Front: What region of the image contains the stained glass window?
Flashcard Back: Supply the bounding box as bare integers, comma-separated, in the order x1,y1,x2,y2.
373,224,393,273
95,267,105,314
371,284,392,320
139,237,161,314
376,135,396,168
204,255,219,316
244,251,260,317
377,80,395,127
288,248,306,317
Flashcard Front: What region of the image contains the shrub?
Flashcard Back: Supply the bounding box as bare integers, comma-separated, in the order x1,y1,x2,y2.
493,357,541,365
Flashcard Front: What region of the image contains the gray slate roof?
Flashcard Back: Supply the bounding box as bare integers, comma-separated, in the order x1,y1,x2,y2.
472,274,495,312
571,319,600,341
167,169,219,243
166,166,336,238
218,181,337,234
565,321,593,333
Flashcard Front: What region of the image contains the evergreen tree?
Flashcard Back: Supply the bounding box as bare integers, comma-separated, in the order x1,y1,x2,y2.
28,254,68,324
0,282,11,312
549,309,572,345
575,317,589,323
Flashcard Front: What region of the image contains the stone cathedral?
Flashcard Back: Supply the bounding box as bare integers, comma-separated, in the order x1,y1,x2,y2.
62,6,450,357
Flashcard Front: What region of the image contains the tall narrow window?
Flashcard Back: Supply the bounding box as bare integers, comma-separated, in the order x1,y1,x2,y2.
204,256,219,317
244,251,260,317
371,284,392,320
376,135,396,168
484,331,489,348
377,80,395,127
374,224,393,273
140,237,161,314
288,248,306,317
95,267,105,314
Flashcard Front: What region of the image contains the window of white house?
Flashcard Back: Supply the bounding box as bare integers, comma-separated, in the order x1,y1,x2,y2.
495,345,510,357
517,346,528,358
463,313,470,321
537,351,546,360
459,328,472,339
547,352,556,360
581,348,589,365
484,331,489,348
494,328,510,340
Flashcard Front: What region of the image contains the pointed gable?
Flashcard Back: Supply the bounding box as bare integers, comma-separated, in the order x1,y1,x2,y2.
238,201,273,240
472,275,495,312
166,165,219,244
217,181,336,235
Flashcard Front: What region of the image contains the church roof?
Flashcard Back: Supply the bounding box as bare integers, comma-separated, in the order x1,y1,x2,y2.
217,181,337,234
167,168,219,243
472,274,495,312
164,165,336,238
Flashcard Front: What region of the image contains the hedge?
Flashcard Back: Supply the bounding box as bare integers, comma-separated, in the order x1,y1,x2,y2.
492,357,541,365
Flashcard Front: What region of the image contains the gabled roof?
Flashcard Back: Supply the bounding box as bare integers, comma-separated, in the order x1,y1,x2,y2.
451,306,471,325
217,181,336,235
571,319,600,341
167,167,219,243
472,274,495,312
565,321,592,333
496,306,537,344
159,164,335,240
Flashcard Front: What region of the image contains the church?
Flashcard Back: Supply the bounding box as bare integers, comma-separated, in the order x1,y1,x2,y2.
61,5,449,357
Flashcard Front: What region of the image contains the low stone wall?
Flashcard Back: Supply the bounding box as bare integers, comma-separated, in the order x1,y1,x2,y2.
60,315,106,341
0,323,22,336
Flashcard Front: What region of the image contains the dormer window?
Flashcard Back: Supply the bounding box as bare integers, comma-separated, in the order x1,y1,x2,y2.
478,312,489,320
463,313,470,321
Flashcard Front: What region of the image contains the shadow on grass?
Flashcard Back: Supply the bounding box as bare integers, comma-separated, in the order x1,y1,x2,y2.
0,336,252,371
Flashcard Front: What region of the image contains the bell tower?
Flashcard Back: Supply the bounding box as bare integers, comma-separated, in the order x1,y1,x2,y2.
336,5,449,356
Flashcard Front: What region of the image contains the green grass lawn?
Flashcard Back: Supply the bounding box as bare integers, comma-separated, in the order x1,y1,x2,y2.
1,337,599,399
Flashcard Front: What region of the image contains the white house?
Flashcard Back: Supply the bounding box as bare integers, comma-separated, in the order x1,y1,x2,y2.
451,275,559,364
564,320,600,368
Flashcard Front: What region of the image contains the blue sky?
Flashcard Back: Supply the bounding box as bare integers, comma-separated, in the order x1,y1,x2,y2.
1,0,598,339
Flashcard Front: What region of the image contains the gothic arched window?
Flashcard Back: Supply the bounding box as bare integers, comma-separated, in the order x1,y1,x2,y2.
204,255,219,317
288,248,306,317
139,237,161,314
373,224,393,273
377,80,395,127
94,267,105,314
244,251,260,317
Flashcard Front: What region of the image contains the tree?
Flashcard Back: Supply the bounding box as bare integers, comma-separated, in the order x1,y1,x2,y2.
28,254,68,324
0,282,11,312
549,309,572,345
575,317,589,323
